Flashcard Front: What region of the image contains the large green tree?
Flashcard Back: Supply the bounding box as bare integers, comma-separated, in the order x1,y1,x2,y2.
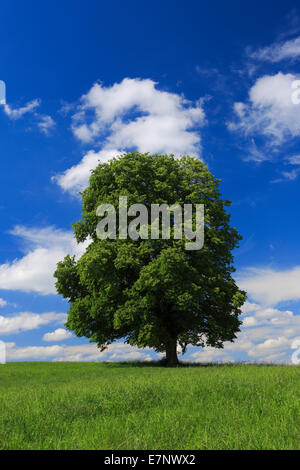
54,152,246,366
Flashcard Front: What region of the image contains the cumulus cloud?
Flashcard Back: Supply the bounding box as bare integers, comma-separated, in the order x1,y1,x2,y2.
187,274,300,364
187,348,235,363
0,225,90,295
189,305,300,364
3,99,40,119
249,36,300,63
53,148,120,194
242,306,294,327
43,328,72,342
0,312,66,335
2,302,299,363
0,298,7,308
54,78,205,194
228,72,300,152
237,266,300,305
5,341,157,362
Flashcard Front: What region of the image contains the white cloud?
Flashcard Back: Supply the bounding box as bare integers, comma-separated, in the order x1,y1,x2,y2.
238,266,300,305
38,115,55,135
242,316,258,327
54,78,205,194
228,72,300,151
188,348,235,363
286,154,300,164
249,36,300,63
0,298,7,308
5,343,64,360
4,99,40,119
188,308,300,364
2,99,55,136
43,328,72,342
271,168,300,183
242,307,294,327
2,303,300,364
0,225,90,295
269,153,300,183
280,169,299,180
241,301,261,314
252,336,290,351
186,278,300,364
242,138,270,162
5,341,159,362
52,148,120,194
0,312,66,335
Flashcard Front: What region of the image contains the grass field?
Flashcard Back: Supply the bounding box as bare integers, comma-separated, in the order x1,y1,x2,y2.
0,362,299,450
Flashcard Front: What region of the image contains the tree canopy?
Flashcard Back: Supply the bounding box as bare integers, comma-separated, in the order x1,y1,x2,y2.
54,152,246,366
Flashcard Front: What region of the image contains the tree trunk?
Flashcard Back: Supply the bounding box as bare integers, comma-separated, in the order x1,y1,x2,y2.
165,338,179,367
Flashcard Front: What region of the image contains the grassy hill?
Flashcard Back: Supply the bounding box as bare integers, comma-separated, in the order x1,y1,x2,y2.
0,362,299,450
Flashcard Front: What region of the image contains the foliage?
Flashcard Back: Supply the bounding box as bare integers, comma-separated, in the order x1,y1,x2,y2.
54,152,246,364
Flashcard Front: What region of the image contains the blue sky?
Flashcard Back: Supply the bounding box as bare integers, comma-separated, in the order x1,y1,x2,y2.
0,0,300,363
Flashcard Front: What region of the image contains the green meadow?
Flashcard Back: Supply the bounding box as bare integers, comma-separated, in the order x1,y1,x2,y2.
0,362,299,450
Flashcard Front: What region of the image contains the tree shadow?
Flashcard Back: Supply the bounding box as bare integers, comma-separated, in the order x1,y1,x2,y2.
103,359,288,369
103,360,281,368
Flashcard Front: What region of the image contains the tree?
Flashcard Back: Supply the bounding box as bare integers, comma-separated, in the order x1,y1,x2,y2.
54,152,246,366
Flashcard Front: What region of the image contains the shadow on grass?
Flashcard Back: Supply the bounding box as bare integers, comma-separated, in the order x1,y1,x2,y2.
106,360,286,368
